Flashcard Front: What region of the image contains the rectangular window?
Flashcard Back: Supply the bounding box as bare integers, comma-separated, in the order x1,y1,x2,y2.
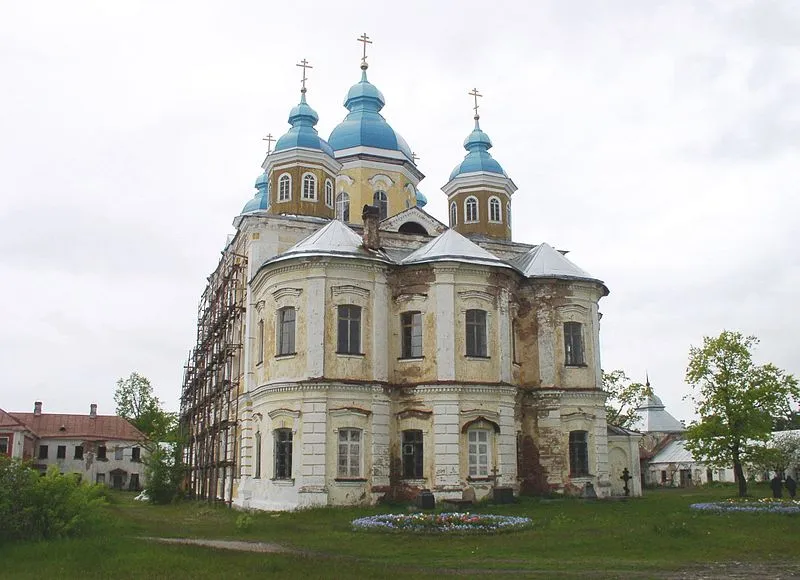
0,436,9,455
569,430,589,476
96,473,105,485
564,321,585,366
114,446,123,461
274,429,293,479
337,429,361,478
465,309,488,357
74,445,84,460
57,445,66,459
661,470,667,483
337,305,362,354
257,319,264,364
468,429,490,477
254,432,262,479
131,447,140,462
97,446,107,460
277,307,296,355
38,445,48,459
130,473,140,490
402,429,424,479
401,311,423,358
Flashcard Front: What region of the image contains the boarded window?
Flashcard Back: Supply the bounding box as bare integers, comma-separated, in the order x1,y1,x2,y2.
337,429,361,478
402,429,424,479
401,311,423,358
274,429,293,479
466,309,488,357
564,322,585,366
569,430,589,476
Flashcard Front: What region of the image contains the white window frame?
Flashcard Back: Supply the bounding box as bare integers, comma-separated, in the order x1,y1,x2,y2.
278,173,292,202
450,201,457,226
301,172,317,201
337,428,362,478
257,318,264,364
254,430,262,479
325,179,334,208
488,196,502,223
336,192,350,222
464,196,479,223
276,307,296,356
468,428,491,477
506,203,511,227
373,190,388,220
0,436,8,455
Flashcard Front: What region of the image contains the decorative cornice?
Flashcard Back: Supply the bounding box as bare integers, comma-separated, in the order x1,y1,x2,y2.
368,173,395,189
330,406,372,418
461,408,500,422
396,408,433,420
458,290,495,303
331,284,370,298
272,287,303,301
335,174,354,186
267,408,301,420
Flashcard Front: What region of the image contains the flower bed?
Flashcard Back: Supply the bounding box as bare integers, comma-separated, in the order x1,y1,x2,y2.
690,498,800,514
352,512,533,533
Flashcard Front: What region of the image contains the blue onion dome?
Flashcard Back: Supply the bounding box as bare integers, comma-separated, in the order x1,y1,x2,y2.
328,65,414,160
448,117,507,180
415,189,428,207
241,172,270,214
274,92,335,157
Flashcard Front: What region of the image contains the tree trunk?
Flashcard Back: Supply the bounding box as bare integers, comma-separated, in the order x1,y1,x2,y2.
733,460,747,497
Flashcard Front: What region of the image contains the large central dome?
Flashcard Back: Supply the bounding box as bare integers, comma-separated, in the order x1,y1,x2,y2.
328,67,413,160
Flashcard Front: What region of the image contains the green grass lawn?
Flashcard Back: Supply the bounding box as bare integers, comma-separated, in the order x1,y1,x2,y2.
1,484,797,579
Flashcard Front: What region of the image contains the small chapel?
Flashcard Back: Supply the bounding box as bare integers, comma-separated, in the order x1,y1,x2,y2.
179,36,642,510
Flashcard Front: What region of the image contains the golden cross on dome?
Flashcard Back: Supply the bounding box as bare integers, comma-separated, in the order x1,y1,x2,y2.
469,87,483,119
262,133,275,153
357,33,372,65
296,58,313,93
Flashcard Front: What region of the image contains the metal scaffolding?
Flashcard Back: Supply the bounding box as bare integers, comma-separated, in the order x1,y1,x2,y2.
180,248,247,505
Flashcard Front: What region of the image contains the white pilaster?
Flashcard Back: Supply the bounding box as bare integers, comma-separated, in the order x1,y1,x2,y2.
306,272,326,377
434,268,456,381
372,279,389,382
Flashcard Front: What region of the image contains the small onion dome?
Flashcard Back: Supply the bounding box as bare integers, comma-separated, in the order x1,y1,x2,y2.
241,172,270,214
415,189,428,207
448,119,507,180
328,68,413,160
274,93,335,157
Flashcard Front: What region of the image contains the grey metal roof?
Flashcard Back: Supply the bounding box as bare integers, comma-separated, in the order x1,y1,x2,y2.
400,228,512,268
264,219,391,266
650,439,696,465
512,242,600,282
635,393,685,433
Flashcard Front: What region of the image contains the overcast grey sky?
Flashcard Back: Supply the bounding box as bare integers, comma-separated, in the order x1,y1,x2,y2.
1,0,798,422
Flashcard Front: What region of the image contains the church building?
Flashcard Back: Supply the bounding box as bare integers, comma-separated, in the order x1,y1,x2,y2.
180,37,641,510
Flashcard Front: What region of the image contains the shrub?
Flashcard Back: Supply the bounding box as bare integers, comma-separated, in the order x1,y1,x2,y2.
0,457,106,542
144,444,184,504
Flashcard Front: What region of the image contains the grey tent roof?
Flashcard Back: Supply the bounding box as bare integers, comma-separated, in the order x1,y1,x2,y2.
263,219,391,266
512,242,600,282
650,439,696,465
400,228,512,268
635,393,685,433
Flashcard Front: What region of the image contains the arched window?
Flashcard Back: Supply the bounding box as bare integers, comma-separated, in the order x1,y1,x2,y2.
373,190,388,220
506,203,511,228
450,201,457,226
489,197,502,222
325,179,333,207
254,431,262,479
336,192,350,222
465,196,479,223
302,173,317,201
569,430,589,476
278,174,291,202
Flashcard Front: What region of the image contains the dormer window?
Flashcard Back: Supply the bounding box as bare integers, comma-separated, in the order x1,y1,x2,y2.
302,173,317,201
278,174,291,202
465,196,479,223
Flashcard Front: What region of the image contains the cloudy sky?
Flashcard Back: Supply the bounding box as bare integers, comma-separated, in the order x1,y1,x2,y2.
1,0,798,421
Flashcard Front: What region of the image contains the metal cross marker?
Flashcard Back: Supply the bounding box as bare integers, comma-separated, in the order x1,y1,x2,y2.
469,87,482,119
357,32,372,64
296,59,312,93
262,133,275,153
411,151,419,163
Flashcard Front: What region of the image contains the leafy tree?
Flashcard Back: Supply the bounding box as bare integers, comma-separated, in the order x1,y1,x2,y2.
602,370,653,430
114,372,177,442
684,331,799,497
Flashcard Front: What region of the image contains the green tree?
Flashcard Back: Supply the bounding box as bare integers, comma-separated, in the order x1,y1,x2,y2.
748,431,800,477
114,372,177,442
684,331,799,497
602,370,652,430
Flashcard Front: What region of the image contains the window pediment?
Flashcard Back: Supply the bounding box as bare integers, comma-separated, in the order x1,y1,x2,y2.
458,290,495,304
272,287,303,301
332,285,370,299
330,406,372,418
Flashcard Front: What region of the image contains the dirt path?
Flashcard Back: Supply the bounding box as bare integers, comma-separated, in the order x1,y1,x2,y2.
143,538,800,578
